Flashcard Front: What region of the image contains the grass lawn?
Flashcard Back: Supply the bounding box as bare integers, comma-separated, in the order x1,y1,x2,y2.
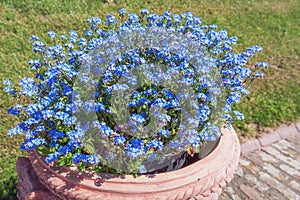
0,0,299,198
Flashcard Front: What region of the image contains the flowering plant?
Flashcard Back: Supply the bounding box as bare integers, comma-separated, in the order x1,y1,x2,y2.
4,8,267,174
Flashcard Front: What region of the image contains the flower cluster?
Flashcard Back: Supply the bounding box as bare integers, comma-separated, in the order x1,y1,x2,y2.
4,8,267,173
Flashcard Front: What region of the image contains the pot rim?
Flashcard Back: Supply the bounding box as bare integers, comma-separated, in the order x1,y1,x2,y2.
29,126,240,195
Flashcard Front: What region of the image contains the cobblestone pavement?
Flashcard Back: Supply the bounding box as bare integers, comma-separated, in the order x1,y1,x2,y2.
219,131,300,200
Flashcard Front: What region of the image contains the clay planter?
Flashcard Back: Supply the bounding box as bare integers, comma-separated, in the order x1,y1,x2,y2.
22,127,240,200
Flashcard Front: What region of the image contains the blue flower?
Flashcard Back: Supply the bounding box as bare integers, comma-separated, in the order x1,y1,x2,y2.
154,112,171,123
21,138,45,150
233,111,245,120
227,91,242,104
86,154,100,165
146,139,163,150
69,30,78,43
54,111,69,121
64,116,77,126
19,77,38,97
3,79,12,86
87,17,102,29
128,13,139,24
114,135,126,145
47,30,56,38
131,114,146,125
8,104,22,116
106,14,116,25
85,30,93,37
24,118,40,126
138,97,151,106
46,152,60,163
24,103,43,115
92,121,113,136
48,130,64,142
35,126,46,132
140,8,149,16
42,109,54,120
3,85,16,95
60,34,67,40
29,35,39,41
161,89,174,99
58,141,79,155
143,89,157,97
128,100,139,107
139,165,147,173
197,105,210,122
119,8,127,15
126,75,137,85
164,99,179,109
8,123,24,136
125,139,144,158
255,72,264,78
78,38,87,46
152,98,167,107
35,73,44,80
95,102,105,112
158,129,170,137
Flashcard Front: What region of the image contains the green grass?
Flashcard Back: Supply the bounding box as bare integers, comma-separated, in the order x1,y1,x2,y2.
0,0,299,198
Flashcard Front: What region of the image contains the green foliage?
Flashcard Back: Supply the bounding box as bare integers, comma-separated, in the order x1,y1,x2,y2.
0,0,299,198
57,152,73,166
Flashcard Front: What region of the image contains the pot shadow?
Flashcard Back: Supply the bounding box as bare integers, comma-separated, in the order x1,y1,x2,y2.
57,166,126,187
140,137,220,178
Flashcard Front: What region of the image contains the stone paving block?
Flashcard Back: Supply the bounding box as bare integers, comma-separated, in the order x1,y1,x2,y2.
222,186,242,200
272,138,300,157
264,189,290,200
272,139,295,150
262,146,300,170
286,134,300,144
239,184,262,200
258,132,281,147
218,191,232,200
240,139,260,155
243,161,261,174
288,180,300,193
277,124,299,139
279,164,300,181
262,163,288,181
239,159,250,166
293,138,300,149
259,172,299,200
242,155,263,174
256,150,278,164
244,174,269,192
286,137,300,153
259,172,279,187
235,167,243,177
272,143,296,158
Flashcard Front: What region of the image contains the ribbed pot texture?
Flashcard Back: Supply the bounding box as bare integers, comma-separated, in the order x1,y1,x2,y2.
17,127,240,200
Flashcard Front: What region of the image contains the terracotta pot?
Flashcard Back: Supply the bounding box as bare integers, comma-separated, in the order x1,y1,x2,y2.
26,127,240,200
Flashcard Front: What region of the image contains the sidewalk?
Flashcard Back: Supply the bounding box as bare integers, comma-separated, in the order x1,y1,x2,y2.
219,122,300,200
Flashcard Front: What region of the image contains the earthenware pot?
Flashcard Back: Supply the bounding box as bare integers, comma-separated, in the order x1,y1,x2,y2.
26,126,240,200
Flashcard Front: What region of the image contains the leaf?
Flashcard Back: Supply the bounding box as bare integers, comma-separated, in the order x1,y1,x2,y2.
37,145,51,155
109,106,118,114
65,159,73,166
84,140,96,154
57,157,66,166
66,152,72,159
